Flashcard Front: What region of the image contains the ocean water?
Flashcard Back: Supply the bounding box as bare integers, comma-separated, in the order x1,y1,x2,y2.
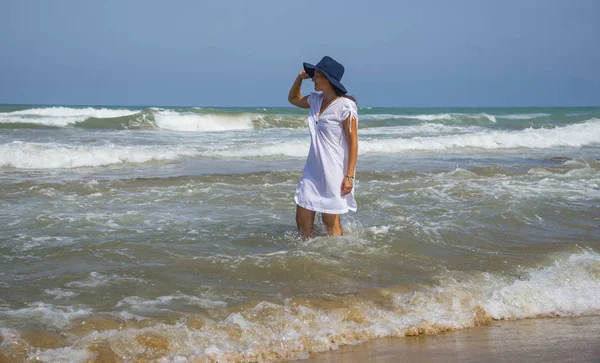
0,104,599,362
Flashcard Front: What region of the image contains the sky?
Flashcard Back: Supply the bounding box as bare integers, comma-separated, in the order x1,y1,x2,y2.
1,0,599,107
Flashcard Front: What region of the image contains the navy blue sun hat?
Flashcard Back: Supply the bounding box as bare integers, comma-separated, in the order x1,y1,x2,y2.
303,56,347,94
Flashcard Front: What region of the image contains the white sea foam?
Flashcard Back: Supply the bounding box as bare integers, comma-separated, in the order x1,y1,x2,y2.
202,140,309,158
153,110,256,132
0,328,20,343
495,113,550,120
404,164,600,212
2,302,92,328
367,225,392,234
12,235,76,252
29,347,94,363
479,251,600,318
0,141,197,169
0,107,138,126
65,272,146,288
116,294,227,310
16,251,600,362
362,113,497,123
360,118,600,153
199,248,346,275
6,107,137,118
359,123,480,136
44,288,79,299
202,119,600,158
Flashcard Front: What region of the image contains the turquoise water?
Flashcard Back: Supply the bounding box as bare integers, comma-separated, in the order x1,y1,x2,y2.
0,104,599,362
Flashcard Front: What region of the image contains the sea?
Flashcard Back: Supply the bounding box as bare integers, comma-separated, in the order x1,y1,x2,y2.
0,104,599,362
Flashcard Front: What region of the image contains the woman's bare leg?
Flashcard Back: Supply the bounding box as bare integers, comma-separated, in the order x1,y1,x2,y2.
296,205,316,239
322,213,343,236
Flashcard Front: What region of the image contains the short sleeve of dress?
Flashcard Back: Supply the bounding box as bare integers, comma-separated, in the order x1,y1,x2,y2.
307,92,320,108
341,99,358,132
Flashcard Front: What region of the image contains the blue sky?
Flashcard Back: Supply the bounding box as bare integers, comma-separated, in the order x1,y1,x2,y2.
1,0,599,107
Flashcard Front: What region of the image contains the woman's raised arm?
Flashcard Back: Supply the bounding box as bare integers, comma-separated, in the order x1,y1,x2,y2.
288,70,310,108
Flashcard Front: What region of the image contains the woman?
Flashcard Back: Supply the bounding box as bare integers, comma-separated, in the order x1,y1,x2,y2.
287,56,358,238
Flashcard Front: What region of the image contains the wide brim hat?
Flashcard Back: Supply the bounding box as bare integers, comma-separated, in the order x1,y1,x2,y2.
303,56,347,94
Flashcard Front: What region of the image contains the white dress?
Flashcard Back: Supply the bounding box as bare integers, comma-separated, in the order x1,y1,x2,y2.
294,92,358,214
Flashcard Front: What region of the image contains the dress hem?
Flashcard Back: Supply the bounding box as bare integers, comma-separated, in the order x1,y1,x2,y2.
295,196,357,215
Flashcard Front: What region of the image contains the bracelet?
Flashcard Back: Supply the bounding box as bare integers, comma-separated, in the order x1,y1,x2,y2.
345,175,354,180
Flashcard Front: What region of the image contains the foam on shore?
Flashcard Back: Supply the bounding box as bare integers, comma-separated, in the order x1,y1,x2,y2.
1,250,598,362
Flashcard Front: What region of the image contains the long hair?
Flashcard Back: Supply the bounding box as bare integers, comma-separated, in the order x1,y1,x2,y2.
333,85,357,106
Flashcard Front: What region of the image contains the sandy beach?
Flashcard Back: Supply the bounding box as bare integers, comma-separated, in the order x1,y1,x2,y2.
304,316,600,363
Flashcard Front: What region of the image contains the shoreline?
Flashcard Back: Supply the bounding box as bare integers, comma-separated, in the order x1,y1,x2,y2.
303,315,600,363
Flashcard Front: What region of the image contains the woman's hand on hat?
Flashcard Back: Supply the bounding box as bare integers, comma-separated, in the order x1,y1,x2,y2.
298,70,310,80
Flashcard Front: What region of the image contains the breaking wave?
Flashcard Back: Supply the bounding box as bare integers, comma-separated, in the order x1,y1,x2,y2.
495,113,550,120
0,107,306,131
359,118,600,153
203,119,600,158
1,250,598,362
0,107,139,128
2,119,599,168
152,110,255,132
361,113,497,124
0,107,572,131
0,141,197,169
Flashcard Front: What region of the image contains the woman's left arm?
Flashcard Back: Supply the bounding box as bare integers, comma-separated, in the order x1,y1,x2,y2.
341,114,358,196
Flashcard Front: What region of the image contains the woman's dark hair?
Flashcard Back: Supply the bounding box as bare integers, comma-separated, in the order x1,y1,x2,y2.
333,86,357,105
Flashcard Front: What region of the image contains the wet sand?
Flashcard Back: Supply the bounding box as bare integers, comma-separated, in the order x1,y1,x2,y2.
304,316,600,363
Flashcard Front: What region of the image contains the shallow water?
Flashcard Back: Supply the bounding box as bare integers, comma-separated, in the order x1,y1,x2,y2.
1,105,599,361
